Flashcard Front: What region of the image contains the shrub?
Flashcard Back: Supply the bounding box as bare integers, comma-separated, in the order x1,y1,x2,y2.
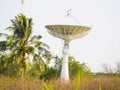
39,56,91,80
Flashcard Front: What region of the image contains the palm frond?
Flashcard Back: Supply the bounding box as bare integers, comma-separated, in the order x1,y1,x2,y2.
40,42,50,49
26,46,34,54
0,33,8,37
30,35,42,42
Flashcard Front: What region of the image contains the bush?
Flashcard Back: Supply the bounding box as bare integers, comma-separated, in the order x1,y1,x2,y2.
39,56,91,80
40,67,60,80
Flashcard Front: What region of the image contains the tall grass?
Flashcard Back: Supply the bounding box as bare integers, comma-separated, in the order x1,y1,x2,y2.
0,74,120,90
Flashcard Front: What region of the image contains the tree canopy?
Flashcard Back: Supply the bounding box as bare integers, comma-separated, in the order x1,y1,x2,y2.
0,14,52,78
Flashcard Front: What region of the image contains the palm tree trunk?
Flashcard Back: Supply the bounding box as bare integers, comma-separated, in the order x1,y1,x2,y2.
60,41,69,82
21,50,25,80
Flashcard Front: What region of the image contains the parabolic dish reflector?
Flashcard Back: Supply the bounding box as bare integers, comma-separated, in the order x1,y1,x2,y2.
45,25,91,42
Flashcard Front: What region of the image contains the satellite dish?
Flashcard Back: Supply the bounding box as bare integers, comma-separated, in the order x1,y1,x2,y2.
45,24,91,82
45,25,91,42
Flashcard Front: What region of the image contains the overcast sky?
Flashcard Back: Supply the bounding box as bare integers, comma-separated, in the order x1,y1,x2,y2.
0,0,120,72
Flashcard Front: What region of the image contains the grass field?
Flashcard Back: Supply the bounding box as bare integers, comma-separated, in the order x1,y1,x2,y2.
0,74,120,90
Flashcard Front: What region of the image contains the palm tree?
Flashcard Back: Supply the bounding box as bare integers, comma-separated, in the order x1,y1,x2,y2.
0,14,52,78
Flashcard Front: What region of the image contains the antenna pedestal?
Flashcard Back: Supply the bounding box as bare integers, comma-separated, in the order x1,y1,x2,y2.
60,41,69,82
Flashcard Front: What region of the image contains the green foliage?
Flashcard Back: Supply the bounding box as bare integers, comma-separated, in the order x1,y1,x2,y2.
0,41,7,51
0,13,52,78
43,82,53,90
68,56,90,77
39,56,91,80
40,67,60,80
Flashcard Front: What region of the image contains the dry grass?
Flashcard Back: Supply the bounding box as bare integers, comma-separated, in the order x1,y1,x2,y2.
79,76,120,90
0,75,120,90
0,75,44,90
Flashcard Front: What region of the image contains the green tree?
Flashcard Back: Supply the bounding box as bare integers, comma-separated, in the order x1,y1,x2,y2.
68,56,91,77
0,14,52,78
0,34,9,74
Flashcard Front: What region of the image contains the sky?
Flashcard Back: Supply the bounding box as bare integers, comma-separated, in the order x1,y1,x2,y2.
0,0,120,72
